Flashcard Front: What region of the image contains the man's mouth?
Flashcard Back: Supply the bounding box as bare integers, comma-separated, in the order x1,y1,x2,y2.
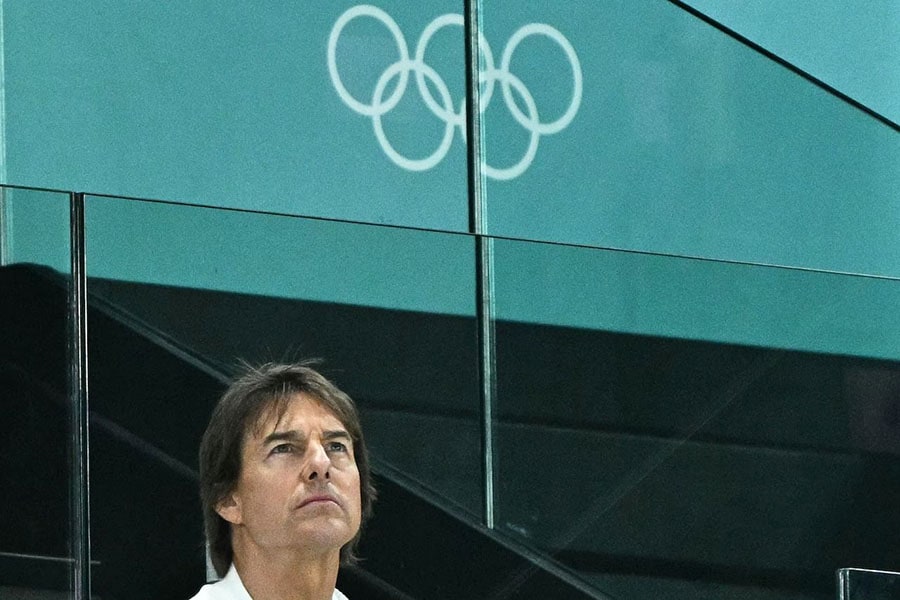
297,495,339,508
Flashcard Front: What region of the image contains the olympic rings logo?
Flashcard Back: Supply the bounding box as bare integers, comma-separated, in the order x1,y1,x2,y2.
327,5,582,181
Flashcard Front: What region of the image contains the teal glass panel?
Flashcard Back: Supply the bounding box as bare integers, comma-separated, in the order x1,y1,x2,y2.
492,237,900,599
478,1,900,276
495,239,900,361
82,195,479,597
0,187,75,596
4,1,468,230
0,187,70,272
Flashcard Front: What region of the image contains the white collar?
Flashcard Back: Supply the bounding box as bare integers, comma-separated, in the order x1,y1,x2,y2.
220,564,349,600
221,564,252,600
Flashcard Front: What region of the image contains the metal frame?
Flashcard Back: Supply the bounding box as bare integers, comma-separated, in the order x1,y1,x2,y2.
69,191,91,599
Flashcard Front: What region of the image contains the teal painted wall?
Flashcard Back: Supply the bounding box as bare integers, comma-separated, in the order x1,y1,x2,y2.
3,0,468,229
479,1,900,275
2,1,899,356
683,0,900,124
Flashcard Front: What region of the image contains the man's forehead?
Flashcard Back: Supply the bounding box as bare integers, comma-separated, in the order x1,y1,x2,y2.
246,392,346,439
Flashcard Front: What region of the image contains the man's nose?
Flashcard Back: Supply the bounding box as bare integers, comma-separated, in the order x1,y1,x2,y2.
305,443,331,481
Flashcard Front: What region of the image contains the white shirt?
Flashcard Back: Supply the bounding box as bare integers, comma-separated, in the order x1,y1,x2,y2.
189,564,349,600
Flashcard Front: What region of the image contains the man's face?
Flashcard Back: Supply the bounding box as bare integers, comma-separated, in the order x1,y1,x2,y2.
216,393,362,557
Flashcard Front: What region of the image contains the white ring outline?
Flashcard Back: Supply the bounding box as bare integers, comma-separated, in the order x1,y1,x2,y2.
414,13,496,136
481,68,540,181
327,5,410,116
372,60,456,171
500,23,583,135
327,5,582,180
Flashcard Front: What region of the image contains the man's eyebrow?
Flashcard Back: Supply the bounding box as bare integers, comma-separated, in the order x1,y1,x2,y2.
261,430,306,445
322,430,351,441
260,429,350,445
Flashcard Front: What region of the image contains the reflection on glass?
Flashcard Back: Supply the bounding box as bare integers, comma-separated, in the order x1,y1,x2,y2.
492,237,900,599
82,195,479,598
0,187,75,596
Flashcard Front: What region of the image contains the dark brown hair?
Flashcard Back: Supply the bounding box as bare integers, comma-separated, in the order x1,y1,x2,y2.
199,361,375,577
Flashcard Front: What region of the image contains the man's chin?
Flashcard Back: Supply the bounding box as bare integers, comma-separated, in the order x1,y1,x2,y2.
290,521,358,551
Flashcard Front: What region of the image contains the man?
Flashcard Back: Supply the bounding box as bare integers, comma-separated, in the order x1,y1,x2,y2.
190,362,376,600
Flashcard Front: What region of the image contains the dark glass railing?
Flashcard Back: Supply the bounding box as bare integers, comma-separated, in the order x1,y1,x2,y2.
4,184,900,599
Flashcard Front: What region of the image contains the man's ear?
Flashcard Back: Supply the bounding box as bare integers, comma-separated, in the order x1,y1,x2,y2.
215,493,243,525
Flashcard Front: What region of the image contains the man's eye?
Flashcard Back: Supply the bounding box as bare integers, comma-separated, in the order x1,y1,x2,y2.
271,443,294,454
327,441,348,453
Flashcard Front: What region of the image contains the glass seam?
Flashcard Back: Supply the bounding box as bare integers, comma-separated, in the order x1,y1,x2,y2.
69,191,91,599
464,0,496,529
0,188,10,266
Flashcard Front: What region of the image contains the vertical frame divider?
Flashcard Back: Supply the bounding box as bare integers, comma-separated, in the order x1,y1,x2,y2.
69,191,92,599
464,0,496,529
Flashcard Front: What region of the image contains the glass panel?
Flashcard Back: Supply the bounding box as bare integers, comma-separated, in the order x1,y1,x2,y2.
83,195,479,598
478,1,900,276
493,237,900,600
6,1,470,231
0,187,75,596
838,568,900,600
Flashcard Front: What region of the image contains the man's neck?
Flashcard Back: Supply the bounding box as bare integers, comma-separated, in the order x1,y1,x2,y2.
232,543,340,600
